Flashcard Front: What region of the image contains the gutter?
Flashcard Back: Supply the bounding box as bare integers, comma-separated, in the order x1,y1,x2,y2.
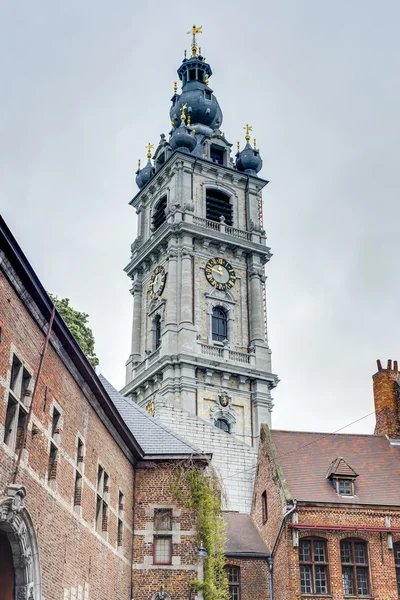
290,523,400,533
225,552,270,559
268,500,297,600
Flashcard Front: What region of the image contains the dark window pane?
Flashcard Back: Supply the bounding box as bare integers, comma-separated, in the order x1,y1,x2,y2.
210,146,224,165
342,566,353,595
155,316,161,349
354,543,367,564
152,196,167,231
299,540,311,562
341,541,352,564
356,567,368,595
215,419,230,433
339,479,353,495
212,307,227,342
314,541,326,562
315,566,328,594
394,544,400,595
300,566,312,594
206,190,232,226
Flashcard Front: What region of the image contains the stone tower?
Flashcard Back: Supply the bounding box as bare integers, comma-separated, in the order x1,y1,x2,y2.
121,27,278,457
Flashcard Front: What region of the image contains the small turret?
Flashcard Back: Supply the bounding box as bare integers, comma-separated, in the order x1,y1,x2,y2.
236,125,263,177
135,144,155,189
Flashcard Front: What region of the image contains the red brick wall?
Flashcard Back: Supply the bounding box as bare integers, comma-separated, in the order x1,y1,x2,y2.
225,557,269,600
252,426,291,600
133,462,201,600
373,359,400,438
0,270,134,600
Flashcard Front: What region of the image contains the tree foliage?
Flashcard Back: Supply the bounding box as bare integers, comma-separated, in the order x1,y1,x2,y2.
48,294,99,369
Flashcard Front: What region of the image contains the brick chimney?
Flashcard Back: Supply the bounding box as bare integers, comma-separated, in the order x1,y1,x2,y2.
373,359,400,438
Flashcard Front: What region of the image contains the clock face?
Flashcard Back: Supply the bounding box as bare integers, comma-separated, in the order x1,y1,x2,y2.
149,265,166,300
205,258,236,291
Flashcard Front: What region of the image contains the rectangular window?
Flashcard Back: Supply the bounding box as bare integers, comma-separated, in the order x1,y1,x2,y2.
4,355,31,453
340,539,369,597
117,491,124,548
261,491,268,523
210,145,225,165
153,536,172,565
394,543,400,595
74,472,82,506
226,565,240,600
48,442,58,480
338,479,353,495
299,539,329,595
96,465,109,535
51,408,61,438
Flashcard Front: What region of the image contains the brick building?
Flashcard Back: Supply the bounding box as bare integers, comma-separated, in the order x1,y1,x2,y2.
252,360,400,600
0,215,213,600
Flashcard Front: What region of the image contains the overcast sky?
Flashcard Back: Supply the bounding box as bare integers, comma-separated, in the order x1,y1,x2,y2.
1,1,399,435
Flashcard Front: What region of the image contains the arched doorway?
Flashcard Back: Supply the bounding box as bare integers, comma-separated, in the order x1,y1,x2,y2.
0,533,14,600
0,486,41,600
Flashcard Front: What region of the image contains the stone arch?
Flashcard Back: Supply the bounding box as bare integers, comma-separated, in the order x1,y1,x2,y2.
0,486,41,600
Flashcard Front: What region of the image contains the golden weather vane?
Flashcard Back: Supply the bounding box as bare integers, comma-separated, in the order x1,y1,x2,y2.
180,103,188,122
145,143,154,159
243,124,253,141
187,24,203,57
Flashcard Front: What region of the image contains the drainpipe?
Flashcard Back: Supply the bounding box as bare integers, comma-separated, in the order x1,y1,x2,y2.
267,499,297,600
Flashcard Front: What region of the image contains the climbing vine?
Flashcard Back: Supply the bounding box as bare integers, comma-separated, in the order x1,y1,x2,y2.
170,463,229,600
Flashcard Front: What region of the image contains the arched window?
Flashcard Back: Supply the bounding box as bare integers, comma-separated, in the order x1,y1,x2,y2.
152,196,167,231
212,307,227,342
225,565,240,600
394,542,400,595
299,538,329,595
340,539,369,596
0,533,14,600
215,418,230,433
206,189,232,226
154,315,161,350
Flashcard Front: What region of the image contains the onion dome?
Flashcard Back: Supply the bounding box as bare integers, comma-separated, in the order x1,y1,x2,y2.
135,144,155,189
235,125,263,176
169,25,223,132
169,107,197,153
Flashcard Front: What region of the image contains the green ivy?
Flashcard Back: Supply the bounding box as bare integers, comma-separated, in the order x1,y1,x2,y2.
171,464,229,600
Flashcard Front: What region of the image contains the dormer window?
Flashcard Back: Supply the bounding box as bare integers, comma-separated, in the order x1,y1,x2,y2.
326,457,358,497
204,90,211,100
338,479,353,496
210,145,225,166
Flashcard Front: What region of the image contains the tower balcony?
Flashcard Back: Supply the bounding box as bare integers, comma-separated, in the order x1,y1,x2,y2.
126,206,270,274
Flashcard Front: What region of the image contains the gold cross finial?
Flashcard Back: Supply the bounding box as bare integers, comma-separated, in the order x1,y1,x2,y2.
187,24,203,57
187,114,191,126
253,139,257,149
243,124,253,141
173,81,177,93
237,141,240,152
138,159,141,169
180,103,187,122
184,49,187,58
145,143,154,159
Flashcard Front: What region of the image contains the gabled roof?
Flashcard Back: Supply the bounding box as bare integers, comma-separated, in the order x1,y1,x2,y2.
223,512,269,556
267,428,400,506
99,376,209,460
326,457,358,479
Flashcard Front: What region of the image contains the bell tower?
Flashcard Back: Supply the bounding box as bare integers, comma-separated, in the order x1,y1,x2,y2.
121,27,278,448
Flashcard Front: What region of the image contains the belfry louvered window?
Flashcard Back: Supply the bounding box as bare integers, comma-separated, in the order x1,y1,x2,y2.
206,189,232,226
152,196,167,231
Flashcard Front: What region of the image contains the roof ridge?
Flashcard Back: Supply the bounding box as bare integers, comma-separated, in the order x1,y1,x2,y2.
271,428,380,438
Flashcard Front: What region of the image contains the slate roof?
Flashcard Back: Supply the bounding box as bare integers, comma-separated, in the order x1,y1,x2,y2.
326,457,358,479
223,512,269,556
270,429,400,506
99,375,207,459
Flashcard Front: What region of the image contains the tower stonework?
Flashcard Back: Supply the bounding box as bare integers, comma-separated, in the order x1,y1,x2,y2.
121,30,278,511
